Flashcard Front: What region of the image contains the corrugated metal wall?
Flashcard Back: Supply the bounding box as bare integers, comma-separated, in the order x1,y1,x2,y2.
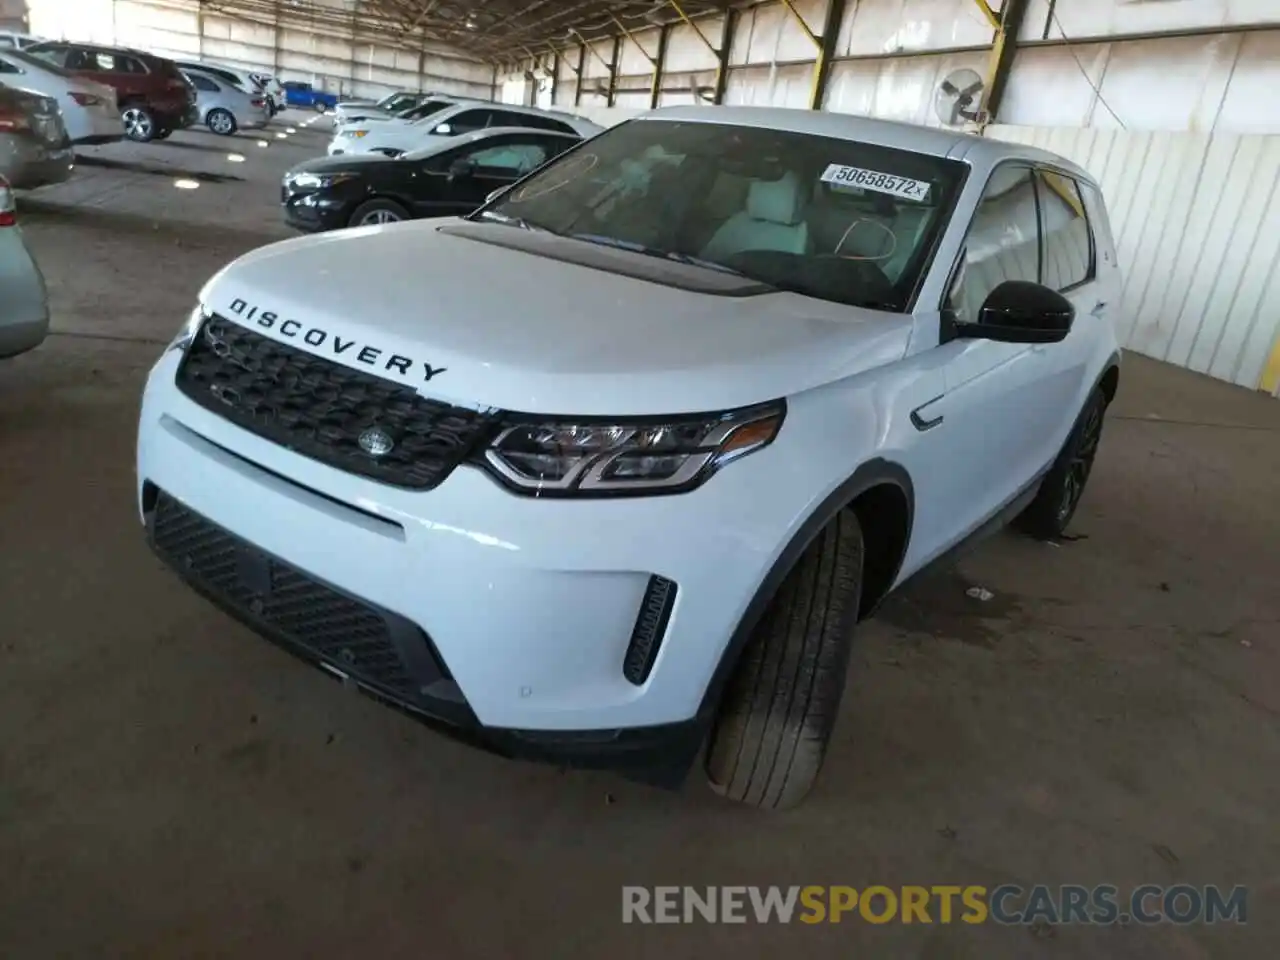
990,125,1280,394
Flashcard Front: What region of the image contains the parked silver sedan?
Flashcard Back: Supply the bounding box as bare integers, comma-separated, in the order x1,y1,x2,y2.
0,82,73,189
0,175,48,359
182,68,269,136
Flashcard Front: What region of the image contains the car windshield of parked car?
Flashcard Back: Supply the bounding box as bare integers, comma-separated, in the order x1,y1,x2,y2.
485,118,966,311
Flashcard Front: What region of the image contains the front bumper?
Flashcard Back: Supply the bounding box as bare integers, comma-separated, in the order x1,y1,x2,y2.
137,348,800,767
281,188,350,232
144,489,701,780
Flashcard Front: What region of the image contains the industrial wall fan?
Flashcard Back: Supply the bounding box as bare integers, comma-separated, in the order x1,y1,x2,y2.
935,68,986,126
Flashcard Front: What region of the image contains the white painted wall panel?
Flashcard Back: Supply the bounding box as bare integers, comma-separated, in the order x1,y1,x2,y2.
618,28,659,77
1216,30,1280,135
731,0,826,66
1022,0,1280,42
583,39,615,80
1001,32,1280,132
666,17,723,73
837,0,993,56
724,62,813,108
989,124,1280,391
825,48,988,123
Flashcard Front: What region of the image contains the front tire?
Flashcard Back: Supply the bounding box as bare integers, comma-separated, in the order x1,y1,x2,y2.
121,105,156,142
1016,386,1109,539
314,101,327,114
705,511,864,810
207,108,237,136
348,198,410,227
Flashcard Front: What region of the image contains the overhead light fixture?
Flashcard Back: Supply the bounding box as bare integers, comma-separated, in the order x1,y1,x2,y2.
174,178,200,190
226,153,245,162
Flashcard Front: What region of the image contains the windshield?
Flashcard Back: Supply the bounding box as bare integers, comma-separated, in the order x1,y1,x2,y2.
484,118,966,311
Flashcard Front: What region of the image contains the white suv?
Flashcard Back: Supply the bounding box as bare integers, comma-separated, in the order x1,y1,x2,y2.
329,100,603,157
137,107,1121,810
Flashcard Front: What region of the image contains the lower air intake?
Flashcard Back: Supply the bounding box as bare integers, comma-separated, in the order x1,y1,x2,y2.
623,575,677,686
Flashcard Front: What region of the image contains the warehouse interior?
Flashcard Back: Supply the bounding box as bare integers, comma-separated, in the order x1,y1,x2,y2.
2,0,1278,956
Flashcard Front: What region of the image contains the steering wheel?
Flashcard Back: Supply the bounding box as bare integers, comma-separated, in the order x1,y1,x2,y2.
833,218,897,262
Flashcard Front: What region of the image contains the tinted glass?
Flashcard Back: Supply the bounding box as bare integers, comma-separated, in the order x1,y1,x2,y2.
400,100,450,121
468,142,550,176
437,109,490,135
0,56,18,74
948,165,1040,322
187,72,218,92
1036,170,1093,291
488,118,967,311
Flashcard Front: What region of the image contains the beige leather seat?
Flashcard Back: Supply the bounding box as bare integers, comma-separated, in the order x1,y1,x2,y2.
701,171,809,262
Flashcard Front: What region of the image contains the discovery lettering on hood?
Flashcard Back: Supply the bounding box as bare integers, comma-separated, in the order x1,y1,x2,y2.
226,297,448,382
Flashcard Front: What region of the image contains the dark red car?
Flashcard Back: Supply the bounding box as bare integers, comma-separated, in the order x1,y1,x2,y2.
24,41,197,142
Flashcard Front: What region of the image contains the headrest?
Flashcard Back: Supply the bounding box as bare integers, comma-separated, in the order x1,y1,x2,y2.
747,172,804,226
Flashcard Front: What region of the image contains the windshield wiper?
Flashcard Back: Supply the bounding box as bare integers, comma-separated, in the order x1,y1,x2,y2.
566,233,760,280
472,209,555,233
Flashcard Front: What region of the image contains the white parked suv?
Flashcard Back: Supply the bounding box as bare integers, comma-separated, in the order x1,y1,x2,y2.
329,100,603,157
137,107,1121,809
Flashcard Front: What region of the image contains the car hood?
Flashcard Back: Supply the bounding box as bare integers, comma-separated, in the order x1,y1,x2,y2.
199,221,912,416
287,152,396,176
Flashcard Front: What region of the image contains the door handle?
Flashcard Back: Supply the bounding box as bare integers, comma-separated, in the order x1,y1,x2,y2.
1090,301,1107,318
910,396,945,432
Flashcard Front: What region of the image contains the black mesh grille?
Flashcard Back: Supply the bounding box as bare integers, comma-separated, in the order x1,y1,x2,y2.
151,492,420,698
175,314,491,490
623,575,677,685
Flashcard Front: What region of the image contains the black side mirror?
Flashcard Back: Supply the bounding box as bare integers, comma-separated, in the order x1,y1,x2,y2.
447,157,475,181
957,280,1075,344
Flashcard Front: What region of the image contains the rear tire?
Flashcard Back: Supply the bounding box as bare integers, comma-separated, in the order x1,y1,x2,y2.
348,198,411,227
1015,386,1109,540
207,108,237,136
314,101,327,114
121,105,156,142
705,511,864,810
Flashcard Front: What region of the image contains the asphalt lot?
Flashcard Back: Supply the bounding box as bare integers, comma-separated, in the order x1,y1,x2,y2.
1,111,1278,958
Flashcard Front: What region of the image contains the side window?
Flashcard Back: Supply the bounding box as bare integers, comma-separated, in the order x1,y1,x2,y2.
1036,170,1093,291
93,52,118,71
436,109,490,135
947,165,1041,323
467,142,549,177
64,48,96,71
489,109,532,128
188,73,218,92
0,56,20,74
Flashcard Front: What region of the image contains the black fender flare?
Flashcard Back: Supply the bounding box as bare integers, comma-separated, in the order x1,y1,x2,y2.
694,457,914,725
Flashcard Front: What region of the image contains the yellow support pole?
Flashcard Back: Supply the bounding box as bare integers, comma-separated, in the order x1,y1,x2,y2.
971,0,1001,30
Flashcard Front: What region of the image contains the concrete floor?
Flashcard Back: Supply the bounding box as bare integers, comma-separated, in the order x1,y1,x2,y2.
1,114,1277,958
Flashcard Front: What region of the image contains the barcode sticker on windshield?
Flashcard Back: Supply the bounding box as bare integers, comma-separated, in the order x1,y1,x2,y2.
820,164,931,202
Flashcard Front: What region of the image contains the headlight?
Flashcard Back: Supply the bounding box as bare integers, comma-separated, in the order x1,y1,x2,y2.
290,172,354,189
479,402,784,497
169,304,207,353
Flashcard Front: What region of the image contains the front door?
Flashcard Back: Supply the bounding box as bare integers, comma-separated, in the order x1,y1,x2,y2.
906,165,1077,558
